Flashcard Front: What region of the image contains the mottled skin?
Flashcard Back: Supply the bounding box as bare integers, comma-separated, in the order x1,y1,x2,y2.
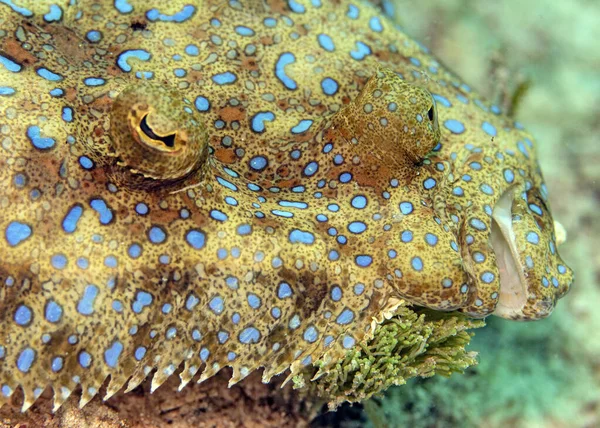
0,0,573,412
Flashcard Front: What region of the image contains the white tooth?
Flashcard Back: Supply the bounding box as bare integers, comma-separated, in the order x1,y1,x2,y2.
554,220,567,246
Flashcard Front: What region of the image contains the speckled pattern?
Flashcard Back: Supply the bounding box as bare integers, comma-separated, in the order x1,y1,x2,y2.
0,0,573,412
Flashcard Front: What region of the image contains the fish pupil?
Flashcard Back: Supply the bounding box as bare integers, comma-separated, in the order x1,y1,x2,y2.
427,107,435,122
140,115,175,148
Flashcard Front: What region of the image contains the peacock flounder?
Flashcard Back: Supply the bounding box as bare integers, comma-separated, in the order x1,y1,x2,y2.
0,0,573,412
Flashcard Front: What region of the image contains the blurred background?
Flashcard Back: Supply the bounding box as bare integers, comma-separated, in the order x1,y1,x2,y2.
319,1,599,426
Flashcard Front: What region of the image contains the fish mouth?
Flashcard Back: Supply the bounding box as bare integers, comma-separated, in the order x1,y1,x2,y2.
489,187,529,318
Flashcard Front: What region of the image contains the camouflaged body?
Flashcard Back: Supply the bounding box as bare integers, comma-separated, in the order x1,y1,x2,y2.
0,0,573,412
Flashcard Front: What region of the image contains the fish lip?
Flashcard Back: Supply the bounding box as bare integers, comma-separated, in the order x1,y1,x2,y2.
489,186,531,318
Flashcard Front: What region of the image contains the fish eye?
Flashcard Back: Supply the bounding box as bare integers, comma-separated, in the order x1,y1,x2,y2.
427,106,435,122
139,114,175,148
109,83,208,182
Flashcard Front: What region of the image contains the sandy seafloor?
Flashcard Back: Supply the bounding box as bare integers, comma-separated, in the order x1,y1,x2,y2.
320,1,599,427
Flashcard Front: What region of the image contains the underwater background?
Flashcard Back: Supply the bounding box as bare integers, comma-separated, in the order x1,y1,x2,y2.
315,0,600,427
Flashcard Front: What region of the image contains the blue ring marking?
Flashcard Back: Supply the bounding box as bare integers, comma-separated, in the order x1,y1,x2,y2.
348,221,367,234
62,107,73,122
321,77,339,95
235,26,255,36
186,229,206,249
444,119,465,134
116,50,151,72
86,30,102,42
271,210,294,218
0,54,22,72
216,176,238,191
247,293,261,309
44,4,63,22
209,296,224,314
470,218,487,231
104,341,123,368
36,67,63,81
278,282,293,299
237,224,252,235
78,351,92,368
17,347,36,373
289,229,315,244
210,210,228,222
343,336,356,349
90,199,113,224
355,255,373,267
350,41,371,60
5,221,32,246
44,300,63,323
278,200,308,209
425,233,438,246
62,205,83,233
526,231,540,244
114,0,133,13
14,305,32,326
194,96,210,111
411,257,424,271
291,119,313,133
51,357,63,372
339,172,352,183
148,226,166,243
401,230,413,243
424,178,436,189
185,44,199,56
77,285,99,315
482,121,497,137
51,254,67,269
331,286,342,301
351,195,367,209
78,156,93,169
336,309,355,325
303,161,319,176
251,112,275,133
27,126,56,149
480,184,494,195
399,201,413,215
212,71,237,85
275,52,297,90
146,5,195,22
239,327,261,344
481,272,495,283
303,326,318,343
218,331,229,344
317,34,335,51
0,86,16,95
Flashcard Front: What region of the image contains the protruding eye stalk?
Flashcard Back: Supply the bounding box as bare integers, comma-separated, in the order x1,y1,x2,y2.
109,83,208,182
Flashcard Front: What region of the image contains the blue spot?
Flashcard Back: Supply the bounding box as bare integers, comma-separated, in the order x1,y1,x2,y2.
62,205,83,233
275,52,297,90
0,86,16,95
212,71,237,85
104,341,123,368
0,0,32,16
444,119,465,134
51,254,67,270
401,230,413,243
424,178,436,189
36,67,63,81
116,49,151,72
425,233,438,246
27,126,55,149
14,305,32,326
77,285,99,315
336,309,354,325
303,326,318,343
61,107,73,122
78,156,93,169
432,94,451,108
526,232,540,244
237,224,252,235
84,77,105,86
288,0,305,13
321,77,338,95
529,204,543,216
481,272,495,283
272,210,294,218
482,121,497,137
291,119,313,133
453,187,464,196
278,282,292,299
350,41,371,60
216,176,238,191
347,4,359,19
209,296,224,314
351,195,367,209
318,34,335,51
279,200,308,209
194,96,210,112
399,201,413,215
251,112,275,133
218,331,229,344
470,218,487,231
86,30,102,42
235,26,254,36
304,161,319,176
5,222,31,246
210,210,228,222
146,5,195,22
51,357,63,372
90,199,113,224
343,336,356,349
369,16,383,32
239,327,261,344
339,172,352,183
148,226,166,243
411,257,423,271
114,0,133,13
17,348,36,373
348,222,367,234
185,44,199,56
289,229,315,244
0,54,21,72
480,184,494,195
186,229,206,249
355,255,373,267
79,351,92,368
247,293,261,309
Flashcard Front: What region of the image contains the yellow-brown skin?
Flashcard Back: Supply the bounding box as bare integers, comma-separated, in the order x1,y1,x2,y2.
0,0,573,411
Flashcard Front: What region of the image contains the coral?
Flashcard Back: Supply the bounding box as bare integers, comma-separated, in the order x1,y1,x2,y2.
293,305,485,409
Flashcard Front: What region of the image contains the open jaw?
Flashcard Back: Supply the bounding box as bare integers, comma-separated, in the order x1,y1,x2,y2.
489,187,530,318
